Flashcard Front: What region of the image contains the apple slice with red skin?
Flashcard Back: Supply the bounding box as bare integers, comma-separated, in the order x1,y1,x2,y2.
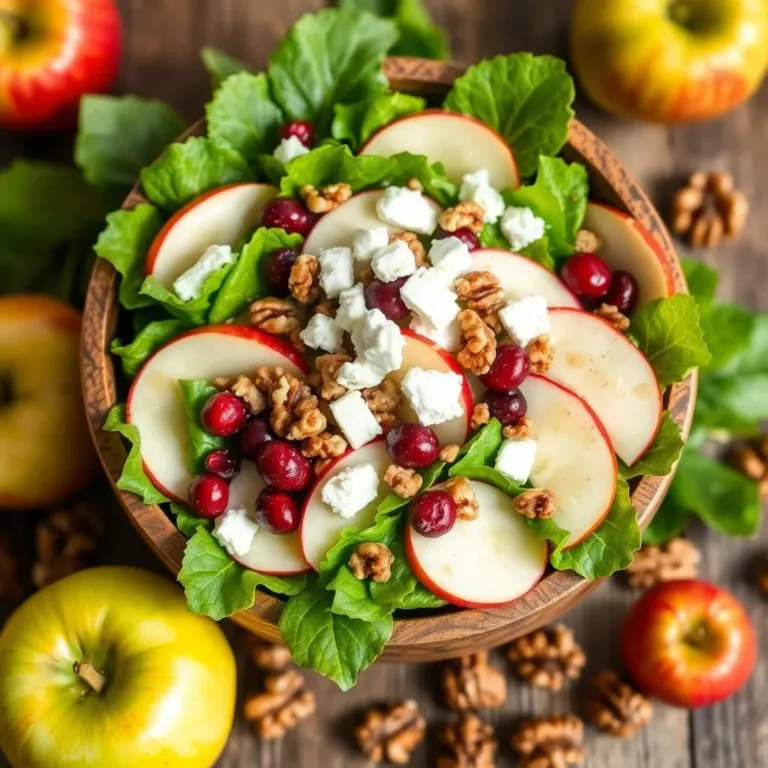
126,325,307,503
405,480,548,608
520,374,617,548
546,308,662,467
360,110,520,189
146,183,278,289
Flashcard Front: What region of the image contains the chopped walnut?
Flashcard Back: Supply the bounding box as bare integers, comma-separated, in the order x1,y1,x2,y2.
358,263,376,287
249,297,302,338
438,714,497,768
527,335,555,374
253,365,285,394
243,669,316,739
270,373,327,440
0,531,23,599
385,464,423,499
247,637,292,672
439,444,461,463
503,417,535,440
458,310,497,376
506,625,586,691
455,271,505,333
586,670,653,737
312,353,352,402
300,182,352,214
440,201,485,234
510,716,585,768
406,177,424,192
623,539,700,589
513,489,558,520
390,231,426,267
349,542,395,583
288,254,321,305
445,476,479,521
575,228,603,253
362,377,402,431
442,652,507,712
471,403,491,431
355,700,426,765
595,303,630,333
229,375,268,415
753,553,768,596
314,298,337,317
301,431,348,461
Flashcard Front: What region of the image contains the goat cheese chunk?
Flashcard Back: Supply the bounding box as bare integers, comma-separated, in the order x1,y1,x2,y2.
500,206,546,251
498,294,550,347
299,313,344,353
459,169,505,224
428,236,473,285
376,186,438,235
336,283,367,332
357,308,404,375
337,359,385,390
329,390,383,449
495,438,538,484
321,462,380,519
401,367,464,426
273,136,310,166
352,227,390,262
400,267,460,331
318,246,355,298
172,244,235,302
409,315,461,353
371,241,417,283
213,507,259,558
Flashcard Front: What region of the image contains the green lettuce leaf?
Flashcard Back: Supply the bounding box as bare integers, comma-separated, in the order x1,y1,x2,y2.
179,380,227,474
201,47,252,89
111,319,190,378
170,502,213,537
642,493,691,545
619,412,684,479
448,419,503,476
682,257,718,306
452,464,525,496
326,566,395,622
699,302,755,373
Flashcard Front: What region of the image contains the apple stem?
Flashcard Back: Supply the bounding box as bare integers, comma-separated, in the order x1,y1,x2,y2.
0,11,29,46
73,661,107,695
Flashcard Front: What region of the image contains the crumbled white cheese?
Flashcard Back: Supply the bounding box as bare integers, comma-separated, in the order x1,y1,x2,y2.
213,507,259,558
172,244,236,302
273,136,310,166
299,313,344,353
337,359,385,390
352,227,390,262
409,315,461,353
428,237,473,285
336,283,367,332
376,187,438,235
329,390,383,449
321,462,380,519
401,367,465,426
371,240,417,283
459,169,505,224
356,308,404,375
498,294,550,347
318,246,355,298
500,206,546,251
495,438,538,484
400,267,460,331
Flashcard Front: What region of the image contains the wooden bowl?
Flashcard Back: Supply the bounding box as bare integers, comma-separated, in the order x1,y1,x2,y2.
82,57,694,661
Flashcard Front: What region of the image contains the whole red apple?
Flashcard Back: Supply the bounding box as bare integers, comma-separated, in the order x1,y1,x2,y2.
570,0,768,123
0,0,122,130
621,579,757,708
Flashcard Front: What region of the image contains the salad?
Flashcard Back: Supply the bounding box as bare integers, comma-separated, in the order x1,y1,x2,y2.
96,8,709,689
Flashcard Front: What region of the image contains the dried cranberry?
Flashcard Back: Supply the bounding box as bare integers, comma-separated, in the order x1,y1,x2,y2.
560,252,612,298
364,276,409,321
204,449,241,481
262,198,314,237
410,490,456,538
387,424,439,469
435,227,480,251
188,473,229,519
604,270,640,315
480,344,530,392
239,417,274,461
483,389,527,426
255,488,301,534
201,392,247,437
256,441,312,492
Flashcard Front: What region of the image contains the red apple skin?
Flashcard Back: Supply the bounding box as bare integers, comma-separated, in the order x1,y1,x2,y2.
0,0,122,130
621,580,757,708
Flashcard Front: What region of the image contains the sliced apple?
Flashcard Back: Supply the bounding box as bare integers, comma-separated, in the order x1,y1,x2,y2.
126,325,307,502
360,110,520,189
146,183,278,289
520,374,617,548
472,248,580,308
405,480,548,607
547,308,662,467
300,440,391,571
584,202,674,306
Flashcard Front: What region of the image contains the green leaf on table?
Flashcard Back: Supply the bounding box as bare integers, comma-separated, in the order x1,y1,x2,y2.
642,493,691,545
682,257,718,306
448,419,503,477
179,380,227,474
111,318,191,378
170,502,213,538
326,566,395,622
201,47,252,89
699,302,755,373
619,412,684,479
444,54,575,178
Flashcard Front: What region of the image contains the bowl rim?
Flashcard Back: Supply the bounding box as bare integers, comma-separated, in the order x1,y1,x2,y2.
81,56,695,660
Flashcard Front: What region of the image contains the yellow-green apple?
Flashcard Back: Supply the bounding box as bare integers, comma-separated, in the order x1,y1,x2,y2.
621,579,757,708
0,567,236,768
0,0,122,130
0,295,98,509
570,0,768,122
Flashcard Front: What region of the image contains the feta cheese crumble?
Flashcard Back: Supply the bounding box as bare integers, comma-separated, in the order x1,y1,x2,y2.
213,507,259,558
376,186,438,235
495,438,538,484
318,246,355,298
352,227,390,262
371,240,417,283
299,313,344,353
459,169,505,224
335,283,367,332
401,367,465,426
357,308,405,374
498,294,550,347
428,236,473,285
337,359,385,390
400,267,460,331
172,244,235,302
273,136,310,166
409,315,461,353
500,206,546,251
329,390,383,449
321,462,380,519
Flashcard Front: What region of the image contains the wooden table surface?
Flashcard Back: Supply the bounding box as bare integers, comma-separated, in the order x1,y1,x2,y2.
1,1,767,767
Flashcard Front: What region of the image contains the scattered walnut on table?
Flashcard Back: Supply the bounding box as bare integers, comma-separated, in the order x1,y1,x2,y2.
503,417,535,440
457,309,497,376
527,335,555,374
390,231,426,267
594,303,630,333
300,182,352,214
243,669,316,739
440,201,485,234
442,652,507,712
506,625,586,691
349,542,395,583
445,476,479,521
438,714,497,768
623,539,701,589
311,353,352,402
510,715,585,768
289,254,321,305
246,637,292,672
513,489,558,520
585,670,653,737
354,700,426,764
384,464,423,499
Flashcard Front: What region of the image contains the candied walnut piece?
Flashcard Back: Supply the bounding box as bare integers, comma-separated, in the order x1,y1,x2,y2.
575,228,603,253
390,231,426,267
252,365,285,394
623,539,700,589
503,416,535,440
595,303,630,333
406,177,424,192
249,297,302,337
301,431,347,461
527,335,555,374
586,670,653,737
513,489,558,520
440,201,485,234
314,298,337,317
362,377,403,431
247,637,292,672
445,476,479,521
458,309,497,376
349,542,395,583
243,669,316,739
471,403,491,431
300,182,352,214
438,714,497,768
506,625,586,691
229,375,267,415
312,353,352,402
0,531,23,599
442,652,507,712
288,254,321,305
510,716,585,768
455,271,505,333
439,444,461,463
355,700,426,764
385,464,423,499
270,373,327,440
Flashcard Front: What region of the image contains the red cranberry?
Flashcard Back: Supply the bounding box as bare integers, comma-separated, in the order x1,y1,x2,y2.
201,392,247,437
204,449,241,481
256,441,312,492
410,490,456,538
364,276,409,321
239,417,274,461
483,389,527,426
281,120,315,148
480,344,530,392
254,488,301,534
561,252,612,298
436,227,480,251
188,473,229,519
266,247,298,295
387,423,439,469
604,270,640,315
262,198,314,237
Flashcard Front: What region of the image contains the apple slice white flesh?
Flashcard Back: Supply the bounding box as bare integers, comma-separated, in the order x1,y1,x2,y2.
519,374,617,548
584,202,674,307
303,189,443,255
547,308,662,467
146,183,278,289
300,440,392,571
472,248,581,308
360,110,520,189
405,480,548,607
127,325,307,502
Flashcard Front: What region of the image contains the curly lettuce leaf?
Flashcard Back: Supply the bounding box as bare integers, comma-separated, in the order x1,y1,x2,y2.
171,502,213,538
619,412,684,479
448,419,503,477
111,319,190,378
201,47,252,90
178,380,228,474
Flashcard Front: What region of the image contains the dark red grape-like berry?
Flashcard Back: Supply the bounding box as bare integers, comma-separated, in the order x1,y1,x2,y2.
435,227,480,251
410,490,456,538
239,417,274,461
480,344,530,392
204,449,241,481
255,488,301,534
266,247,298,295
262,198,314,237
201,392,247,437
256,441,312,492
281,120,315,148
483,389,527,426
604,270,640,315
364,276,409,321
561,252,612,298
189,473,229,519
387,423,439,469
